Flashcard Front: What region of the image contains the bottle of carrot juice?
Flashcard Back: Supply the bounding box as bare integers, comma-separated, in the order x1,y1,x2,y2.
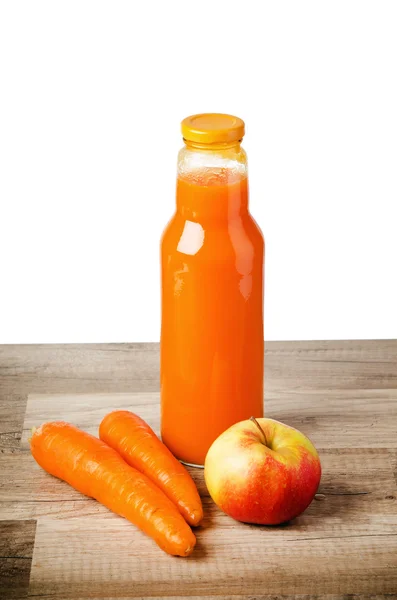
161,113,264,467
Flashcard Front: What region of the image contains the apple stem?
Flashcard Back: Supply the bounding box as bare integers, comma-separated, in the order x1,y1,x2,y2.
250,416,268,447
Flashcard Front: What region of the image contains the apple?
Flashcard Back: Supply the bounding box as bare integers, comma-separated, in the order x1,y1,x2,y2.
204,417,321,525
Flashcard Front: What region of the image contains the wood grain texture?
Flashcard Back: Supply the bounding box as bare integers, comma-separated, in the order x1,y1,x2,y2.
13,592,397,600
18,389,397,450
0,341,397,598
0,520,36,598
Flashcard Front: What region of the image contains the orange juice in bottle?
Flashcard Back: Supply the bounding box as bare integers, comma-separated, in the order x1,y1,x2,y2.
161,114,264,466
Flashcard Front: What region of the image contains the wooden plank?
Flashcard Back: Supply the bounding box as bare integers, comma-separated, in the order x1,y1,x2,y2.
19,390,397,449
28,519,397,596
21,591,397,600
267,388,397,417
265,339,397,394
0,520,36,557
0,392,27,453
0,343,160,391
0,520,36,599
1,340,396,397
1,447,396,529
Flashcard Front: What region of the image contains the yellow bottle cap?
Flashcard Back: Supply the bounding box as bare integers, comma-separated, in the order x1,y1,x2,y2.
181,113,245,145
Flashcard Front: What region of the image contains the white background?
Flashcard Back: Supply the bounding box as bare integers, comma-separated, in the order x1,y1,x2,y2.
1,1,396,343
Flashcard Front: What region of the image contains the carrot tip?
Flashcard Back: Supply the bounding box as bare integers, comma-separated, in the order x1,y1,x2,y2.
188,509,203,526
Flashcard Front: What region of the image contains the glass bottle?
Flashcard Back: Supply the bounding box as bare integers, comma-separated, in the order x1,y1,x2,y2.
161,114,264,467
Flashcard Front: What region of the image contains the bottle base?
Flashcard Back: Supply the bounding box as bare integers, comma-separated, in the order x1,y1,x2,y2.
180,460,204,469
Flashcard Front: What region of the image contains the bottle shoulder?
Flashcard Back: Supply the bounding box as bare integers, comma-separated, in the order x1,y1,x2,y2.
161,212,264,260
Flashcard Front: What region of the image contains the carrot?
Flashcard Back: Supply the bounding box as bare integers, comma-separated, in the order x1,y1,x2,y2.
30,421,196,557
99,411,203,526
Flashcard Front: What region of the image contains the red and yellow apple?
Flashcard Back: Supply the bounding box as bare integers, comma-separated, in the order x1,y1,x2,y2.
204,417,321,525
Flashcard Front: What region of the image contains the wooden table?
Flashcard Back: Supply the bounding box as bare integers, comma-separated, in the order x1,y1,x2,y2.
1,341,397,599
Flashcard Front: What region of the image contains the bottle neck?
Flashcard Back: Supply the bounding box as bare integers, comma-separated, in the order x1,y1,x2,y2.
176,143,249,221
183,140,243,151
176,174,248,221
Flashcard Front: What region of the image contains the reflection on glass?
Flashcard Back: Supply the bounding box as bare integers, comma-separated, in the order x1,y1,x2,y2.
177,220,205,256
